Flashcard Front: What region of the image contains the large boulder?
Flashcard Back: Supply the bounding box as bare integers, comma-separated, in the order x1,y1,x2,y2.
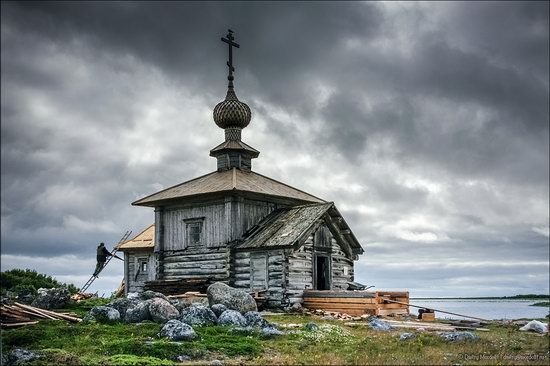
244,311,269,328
207,283,257,313
210,304,228,318
125,301,151,323
158,319,197,341
86,306,120,324
140,290,169,301
31,288,70,310
108,298,137,321
148,298,180,323
217,310,248,327
180,304,217,326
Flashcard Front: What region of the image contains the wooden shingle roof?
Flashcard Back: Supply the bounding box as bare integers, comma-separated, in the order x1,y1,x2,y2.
234,202,364,256
132,168,324,206
117,224,155,251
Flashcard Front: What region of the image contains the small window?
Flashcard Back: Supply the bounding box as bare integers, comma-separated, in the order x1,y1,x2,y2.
186,220,203,246
139,260,148,273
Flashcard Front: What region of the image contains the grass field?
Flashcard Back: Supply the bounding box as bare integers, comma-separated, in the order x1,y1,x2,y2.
2,312,549,365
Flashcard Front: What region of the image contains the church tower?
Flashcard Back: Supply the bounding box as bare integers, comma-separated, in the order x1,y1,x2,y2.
209,30,259,171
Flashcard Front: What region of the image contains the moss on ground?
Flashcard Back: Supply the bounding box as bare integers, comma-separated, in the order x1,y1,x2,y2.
2,315,549,365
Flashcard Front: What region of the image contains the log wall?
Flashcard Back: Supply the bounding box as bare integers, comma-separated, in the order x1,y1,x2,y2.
126,251,156,293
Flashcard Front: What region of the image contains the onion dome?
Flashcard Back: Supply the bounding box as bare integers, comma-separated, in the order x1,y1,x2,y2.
213,88,251,129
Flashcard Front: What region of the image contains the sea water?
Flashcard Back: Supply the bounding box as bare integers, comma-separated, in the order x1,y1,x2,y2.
410,299,550,320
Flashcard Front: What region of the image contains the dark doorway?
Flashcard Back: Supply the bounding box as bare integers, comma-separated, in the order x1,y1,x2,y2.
315,255,330,290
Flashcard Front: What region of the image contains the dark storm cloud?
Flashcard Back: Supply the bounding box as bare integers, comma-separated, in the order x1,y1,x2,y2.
1,1,548,296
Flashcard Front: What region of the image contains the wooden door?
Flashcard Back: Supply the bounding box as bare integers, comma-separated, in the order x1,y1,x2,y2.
250,252,268,291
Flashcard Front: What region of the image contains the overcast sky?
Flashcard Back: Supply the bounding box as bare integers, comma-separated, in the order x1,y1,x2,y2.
1,1,548,297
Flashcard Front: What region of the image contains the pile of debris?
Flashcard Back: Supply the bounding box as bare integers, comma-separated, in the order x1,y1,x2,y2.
70,293,96,302
1,302,81,328
309,309,371,321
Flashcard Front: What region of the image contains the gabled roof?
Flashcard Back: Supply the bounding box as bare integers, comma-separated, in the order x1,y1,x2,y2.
117,224,155,251
132,168,325,207
233,202,364,257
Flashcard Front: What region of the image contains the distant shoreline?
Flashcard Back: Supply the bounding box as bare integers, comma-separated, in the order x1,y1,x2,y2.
410,296,550,300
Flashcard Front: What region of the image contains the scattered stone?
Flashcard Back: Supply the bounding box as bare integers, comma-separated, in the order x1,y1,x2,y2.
8,348,41,365
303,321,319,331
439,331,479,342
399,333,416,341
211,304,228,318
140,290,169,301
125,301,151,323
519,320,548,334
31,287,70,310
148,298,180,323
244,311,269,328
180,304,217,326
87,306,121,324
158,319,197,341
368,318,392,331
174,297,210,311
217,310,248,327
210,360,223,366
321,315,335,321
175,355,192,362
260,326,284,338
207,282,257,313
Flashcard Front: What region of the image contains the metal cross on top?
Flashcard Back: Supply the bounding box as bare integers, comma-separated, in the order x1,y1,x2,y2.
221,29,240,80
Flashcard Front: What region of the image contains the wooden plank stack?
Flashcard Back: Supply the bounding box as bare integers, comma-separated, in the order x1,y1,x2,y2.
377,291,410,317
1,302,81,328
303,290,409,317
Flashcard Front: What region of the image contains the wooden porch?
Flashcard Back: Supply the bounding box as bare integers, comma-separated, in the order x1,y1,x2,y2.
303,290,409,317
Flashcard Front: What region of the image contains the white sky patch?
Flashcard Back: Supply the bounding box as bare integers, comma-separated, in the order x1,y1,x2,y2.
532,226,549,238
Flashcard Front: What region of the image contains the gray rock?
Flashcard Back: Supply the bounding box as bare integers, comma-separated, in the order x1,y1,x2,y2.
175,355,192,362
207,282,257,313
439,331,479,342
88,306,120,324
303,321,319,331
261,326,284,337
244,311,269,328
210,360,223,366
8,348,41,365
148,298,180,323
217,310,248,327
368,318,392,331
211,304,228,318
399,333,416,341
140,290,169,301
125,301,151,323
31,287,70,310
180,304,217,326
321,315,335,321
158,319,197,341
108,298,137,320
174,297,210,312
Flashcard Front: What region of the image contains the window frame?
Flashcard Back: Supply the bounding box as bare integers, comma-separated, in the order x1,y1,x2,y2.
184,218,205,247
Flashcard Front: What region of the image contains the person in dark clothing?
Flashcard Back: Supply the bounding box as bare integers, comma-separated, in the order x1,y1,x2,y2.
93,242,113,277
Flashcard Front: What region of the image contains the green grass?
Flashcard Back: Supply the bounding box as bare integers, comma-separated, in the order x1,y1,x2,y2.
530,302,550,307
2,315,549,365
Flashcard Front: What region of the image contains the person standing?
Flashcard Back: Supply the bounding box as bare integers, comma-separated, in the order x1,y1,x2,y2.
93,242,113,277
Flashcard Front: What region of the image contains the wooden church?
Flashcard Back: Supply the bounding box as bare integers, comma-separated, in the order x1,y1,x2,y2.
118,31,364,308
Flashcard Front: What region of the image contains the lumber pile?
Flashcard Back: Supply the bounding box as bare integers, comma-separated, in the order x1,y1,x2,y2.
1,302,81,328
144,278,212,295
377,291,409,317
70,293,95,302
